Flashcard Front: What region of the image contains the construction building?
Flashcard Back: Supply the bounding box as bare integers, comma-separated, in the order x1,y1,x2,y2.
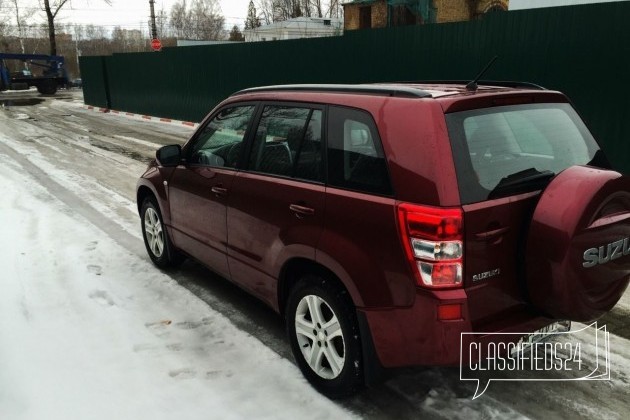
343,0,509,30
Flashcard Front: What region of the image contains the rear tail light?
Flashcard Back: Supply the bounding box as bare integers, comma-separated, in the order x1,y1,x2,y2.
397,203,464,288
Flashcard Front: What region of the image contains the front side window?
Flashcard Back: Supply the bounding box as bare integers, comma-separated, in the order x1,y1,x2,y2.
327,106,392,195
446,103,601,203
248,106,323,182
187,105,255,168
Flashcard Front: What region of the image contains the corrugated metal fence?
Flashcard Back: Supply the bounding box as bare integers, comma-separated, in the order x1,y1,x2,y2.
80,2,630,173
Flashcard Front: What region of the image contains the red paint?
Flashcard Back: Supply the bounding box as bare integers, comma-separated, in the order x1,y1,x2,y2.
526,166,630,321
137,83,630,374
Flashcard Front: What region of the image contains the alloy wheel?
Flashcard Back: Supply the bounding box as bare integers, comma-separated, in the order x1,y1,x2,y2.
294,294,346,379
144,207,164,258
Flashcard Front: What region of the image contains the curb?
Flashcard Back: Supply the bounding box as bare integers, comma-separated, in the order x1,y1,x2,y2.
84,105,199,129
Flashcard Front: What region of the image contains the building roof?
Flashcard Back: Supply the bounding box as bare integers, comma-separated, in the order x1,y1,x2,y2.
248,17,342,31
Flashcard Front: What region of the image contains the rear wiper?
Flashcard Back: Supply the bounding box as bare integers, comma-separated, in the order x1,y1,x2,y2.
488,168,555,199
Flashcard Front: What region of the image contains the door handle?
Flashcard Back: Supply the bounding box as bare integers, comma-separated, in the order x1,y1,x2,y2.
211,186,228,197
289,204,315,219
474,226,510,241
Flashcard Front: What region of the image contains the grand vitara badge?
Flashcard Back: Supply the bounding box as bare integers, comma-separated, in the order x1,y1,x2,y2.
473,268,501,282
583,237,630,268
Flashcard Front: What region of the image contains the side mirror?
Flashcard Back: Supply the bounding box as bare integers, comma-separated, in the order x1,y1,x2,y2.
156,145,182,167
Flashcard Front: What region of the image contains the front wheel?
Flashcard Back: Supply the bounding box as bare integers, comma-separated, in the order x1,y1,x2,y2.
140,197,184,268
286,275,363,398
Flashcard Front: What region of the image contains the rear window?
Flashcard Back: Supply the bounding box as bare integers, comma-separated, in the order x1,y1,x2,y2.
446,103,601,204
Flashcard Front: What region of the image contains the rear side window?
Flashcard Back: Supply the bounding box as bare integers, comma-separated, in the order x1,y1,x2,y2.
327,106,392,195
446,103,600,204
248,106,323,182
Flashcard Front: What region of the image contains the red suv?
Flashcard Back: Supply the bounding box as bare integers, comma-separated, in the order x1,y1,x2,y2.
137,83,630,397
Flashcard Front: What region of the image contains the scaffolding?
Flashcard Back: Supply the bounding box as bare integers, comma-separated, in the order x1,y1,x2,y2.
387,0,437,24
348,0,437,25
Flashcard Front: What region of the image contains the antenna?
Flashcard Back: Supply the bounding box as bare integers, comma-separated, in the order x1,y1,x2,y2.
466,55,499,91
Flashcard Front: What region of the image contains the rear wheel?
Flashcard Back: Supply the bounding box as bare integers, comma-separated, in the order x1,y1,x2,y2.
286,275,363,398
141,197,184,268
36,79,57,95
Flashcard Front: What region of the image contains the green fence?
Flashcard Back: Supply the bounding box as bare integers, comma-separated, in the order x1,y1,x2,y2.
81,2,630,174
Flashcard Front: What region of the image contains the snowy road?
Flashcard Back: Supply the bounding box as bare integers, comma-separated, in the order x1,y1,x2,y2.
0,90,628,419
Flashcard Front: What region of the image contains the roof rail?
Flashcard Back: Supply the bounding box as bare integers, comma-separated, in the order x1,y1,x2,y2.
233,84,433,99
406,80,546,90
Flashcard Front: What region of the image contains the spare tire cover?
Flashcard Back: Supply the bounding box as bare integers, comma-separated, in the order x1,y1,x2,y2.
526,165,630,321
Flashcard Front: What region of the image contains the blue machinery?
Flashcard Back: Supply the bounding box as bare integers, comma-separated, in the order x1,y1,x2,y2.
0,53,68,95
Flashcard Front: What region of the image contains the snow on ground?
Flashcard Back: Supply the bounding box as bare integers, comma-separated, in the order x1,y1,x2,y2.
0,153,356,419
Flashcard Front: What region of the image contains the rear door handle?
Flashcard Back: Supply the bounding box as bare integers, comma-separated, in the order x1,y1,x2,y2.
289,204,315,218
211,186,228,197
475,226,510,241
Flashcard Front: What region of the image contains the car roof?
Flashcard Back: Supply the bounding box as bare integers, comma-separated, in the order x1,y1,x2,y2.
233,81,546,99
227,82,568,115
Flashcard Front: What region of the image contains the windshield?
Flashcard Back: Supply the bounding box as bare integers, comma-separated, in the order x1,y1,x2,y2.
446,103,602,204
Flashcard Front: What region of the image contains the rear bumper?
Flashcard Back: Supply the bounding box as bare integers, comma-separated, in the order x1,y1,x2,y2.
359,288,555,368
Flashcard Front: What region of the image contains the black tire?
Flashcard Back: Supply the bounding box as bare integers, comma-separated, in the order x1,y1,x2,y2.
286,275,363,398
140,197,184,269
36,79,57,95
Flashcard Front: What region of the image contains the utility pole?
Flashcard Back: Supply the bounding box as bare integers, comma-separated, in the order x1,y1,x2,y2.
149,0,158,40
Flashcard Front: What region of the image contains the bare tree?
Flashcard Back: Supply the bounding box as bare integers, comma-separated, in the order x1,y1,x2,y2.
73,24,83,70
170,0,225,41
12,0,37,57
272,1,304,21
191,0,224,40
256,0,342,23
41,0,112,56
82,24,112,56
84,24,107,41
256,0,274,25
311,0,342,18
42,0,70,55
0,0,9,48
170,0,189,39
155,6,170,38
326,0,342,19
112,26,145,53
311,0,323,18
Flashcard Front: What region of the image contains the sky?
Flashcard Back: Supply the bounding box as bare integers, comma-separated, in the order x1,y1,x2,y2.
0,0,252,32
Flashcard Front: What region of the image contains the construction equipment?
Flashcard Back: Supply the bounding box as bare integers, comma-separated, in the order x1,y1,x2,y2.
0,53,69,95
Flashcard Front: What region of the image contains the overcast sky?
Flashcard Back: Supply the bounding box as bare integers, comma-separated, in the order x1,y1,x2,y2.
0,0,252,31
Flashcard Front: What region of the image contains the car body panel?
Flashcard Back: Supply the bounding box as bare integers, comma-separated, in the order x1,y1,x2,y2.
226,172,326,308
167,166,235,279
137,83,628,373
462,191,541,328
315,187,414,309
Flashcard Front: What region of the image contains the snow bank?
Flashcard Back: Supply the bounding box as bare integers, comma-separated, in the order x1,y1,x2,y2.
0,155,356,420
